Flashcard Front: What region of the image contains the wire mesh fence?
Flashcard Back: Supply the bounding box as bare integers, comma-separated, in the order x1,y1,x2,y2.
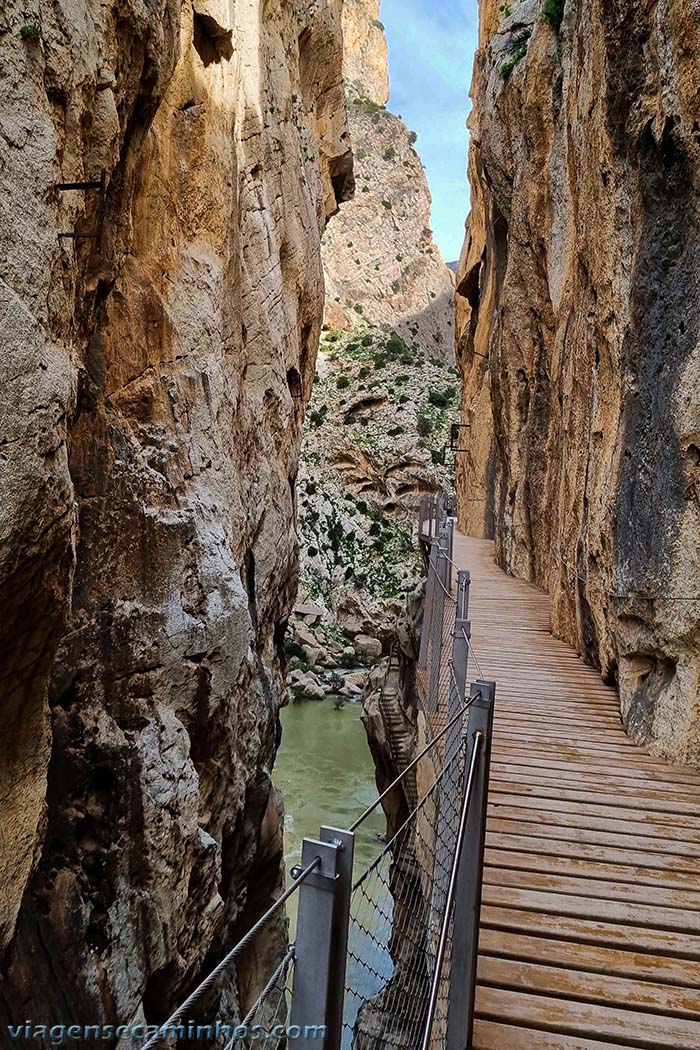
337,493,493,1050
224,950,295,1049
343,737,467,1050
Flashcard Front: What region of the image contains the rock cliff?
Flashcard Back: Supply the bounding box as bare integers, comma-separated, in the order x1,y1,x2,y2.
456,0,700,764
322,0,455,356
0,0,350,1030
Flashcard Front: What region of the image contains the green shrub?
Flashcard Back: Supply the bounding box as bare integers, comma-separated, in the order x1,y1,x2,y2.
391,280,401,293
359,365,371,379
542,0,565,29
336,375,351,390
20,22,41,40
362,334,373,346
352,96,384,117
383,146,397,161
325,330,341,342
381,200,392,209
417,411,434,438
373,354,387,370
388,426,405,437
354,303,364,314
501,34,530,79
408,131,418,145
398,394,410,405
386,332,410,358
428,385,457,409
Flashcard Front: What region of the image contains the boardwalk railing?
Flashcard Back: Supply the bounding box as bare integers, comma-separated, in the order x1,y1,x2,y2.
138,494,495,1050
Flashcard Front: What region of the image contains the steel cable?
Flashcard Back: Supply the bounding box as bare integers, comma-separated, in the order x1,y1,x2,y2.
139,857,320,1050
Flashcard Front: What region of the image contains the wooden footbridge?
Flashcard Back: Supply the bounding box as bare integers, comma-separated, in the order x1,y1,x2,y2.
453,533,700,1050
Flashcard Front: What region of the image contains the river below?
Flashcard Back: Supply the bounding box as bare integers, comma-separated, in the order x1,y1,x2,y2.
275,696,385,931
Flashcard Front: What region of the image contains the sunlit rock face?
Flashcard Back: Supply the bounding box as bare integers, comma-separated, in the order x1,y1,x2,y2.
456,0,700,765
322,0,455,358
0,0,351,1026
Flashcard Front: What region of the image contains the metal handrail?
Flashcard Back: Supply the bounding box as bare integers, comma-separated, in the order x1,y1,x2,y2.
420,732,483,1050
348,690,481,833
139,856,321,1049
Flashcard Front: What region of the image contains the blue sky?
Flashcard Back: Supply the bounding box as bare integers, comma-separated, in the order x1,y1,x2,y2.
380,0,478,262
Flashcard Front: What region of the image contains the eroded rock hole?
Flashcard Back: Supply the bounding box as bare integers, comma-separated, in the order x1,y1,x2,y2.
686,444,700,466
287,366,303,400
143,962,181,1025
193,12,233,66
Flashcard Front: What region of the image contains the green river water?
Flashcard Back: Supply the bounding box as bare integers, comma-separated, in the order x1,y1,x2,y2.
275,697,386,931
275,697,398,1047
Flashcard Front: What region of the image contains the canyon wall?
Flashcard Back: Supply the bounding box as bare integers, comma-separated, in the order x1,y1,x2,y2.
0,0,350,1029
457,0,700,764
323,0,454,356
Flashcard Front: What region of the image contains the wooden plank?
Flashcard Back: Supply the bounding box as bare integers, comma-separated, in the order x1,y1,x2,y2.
488,777,700,814
479,904,700,958
478,929,700,987
484,846,700,889
482,884,700,933
485,831,700,874
493,728,641,751
491,762,700,799
493,742,700,779
486,817,700,858
490,751,700,787
488,798,700,838
484,865,700,911
477,955,700,1018
493,743,700,776
474,986,700,1049
474,1019,637,1050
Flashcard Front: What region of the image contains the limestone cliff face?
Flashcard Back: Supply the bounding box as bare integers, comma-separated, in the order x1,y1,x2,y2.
457,0,700,764
0,0,350,1028
323,0,454,356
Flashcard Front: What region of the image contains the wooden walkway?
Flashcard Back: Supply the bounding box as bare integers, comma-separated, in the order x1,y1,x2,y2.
452,533,700,1050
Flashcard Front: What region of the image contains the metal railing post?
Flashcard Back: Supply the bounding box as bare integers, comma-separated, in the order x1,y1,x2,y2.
427,527,451,711
446,680,496,1050
319,826,354,1050
445,515,455,567
289,831,350,1048
446,571,471,763
418,537,440,670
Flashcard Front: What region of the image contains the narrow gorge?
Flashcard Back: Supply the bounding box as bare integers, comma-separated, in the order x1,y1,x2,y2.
2,0,700,1046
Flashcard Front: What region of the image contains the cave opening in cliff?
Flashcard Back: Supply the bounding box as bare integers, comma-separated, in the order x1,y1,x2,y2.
193,12,234,66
